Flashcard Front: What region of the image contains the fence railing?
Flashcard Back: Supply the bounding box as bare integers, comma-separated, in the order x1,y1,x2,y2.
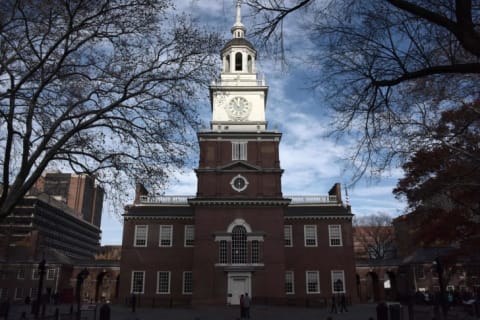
138,195,338,205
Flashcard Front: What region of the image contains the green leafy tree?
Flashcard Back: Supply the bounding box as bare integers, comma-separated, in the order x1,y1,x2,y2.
0,0,222,220
246,0,480,179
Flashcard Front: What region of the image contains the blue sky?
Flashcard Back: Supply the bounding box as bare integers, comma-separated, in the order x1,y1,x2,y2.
100,0,406,245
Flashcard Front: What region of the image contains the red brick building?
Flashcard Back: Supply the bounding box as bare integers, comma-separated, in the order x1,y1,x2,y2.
119,2,356,307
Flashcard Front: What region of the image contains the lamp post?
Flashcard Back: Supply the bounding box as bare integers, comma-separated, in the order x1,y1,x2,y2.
76,268,89,320
35,259,46,318
433,257,447,317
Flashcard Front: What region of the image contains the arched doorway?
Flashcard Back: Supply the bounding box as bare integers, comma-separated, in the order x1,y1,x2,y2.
385,271,398,301
366,271,381,302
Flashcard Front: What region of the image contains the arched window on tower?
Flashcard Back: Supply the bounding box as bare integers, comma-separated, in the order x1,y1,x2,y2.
231,226,247,263
235,52,242,71
247,55,252,72
225,55,230,73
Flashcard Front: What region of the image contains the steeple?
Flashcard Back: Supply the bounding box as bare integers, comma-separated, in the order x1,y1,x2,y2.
231,0,246,39
209,0,268,132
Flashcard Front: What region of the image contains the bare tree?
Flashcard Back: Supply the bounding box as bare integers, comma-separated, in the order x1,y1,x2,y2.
0,0,222,221
246,0,480,180
354,213,395,260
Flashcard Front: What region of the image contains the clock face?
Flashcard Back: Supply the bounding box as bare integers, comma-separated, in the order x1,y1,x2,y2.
234,177,245,189
227,96,251,120
230,175,248,192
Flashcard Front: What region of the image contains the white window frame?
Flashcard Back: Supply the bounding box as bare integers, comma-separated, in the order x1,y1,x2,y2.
156,271,171,294
232,141,247,160
134,225,148,247
17,269,25,280
285,271,295,294
14,288,24,300
328,225,343,247
184,225,194,247
30,287,38,298
182,271,193,295
251,240,260,264
32,269,39,280
304,225,317,247
159,225,173,247
46,268,56,280
219,240,228,264
284,225,293,247
131,271,145,294
331,270,346,293
306,271,320,294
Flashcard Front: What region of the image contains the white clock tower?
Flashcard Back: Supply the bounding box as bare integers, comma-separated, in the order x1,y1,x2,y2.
210,0,268,132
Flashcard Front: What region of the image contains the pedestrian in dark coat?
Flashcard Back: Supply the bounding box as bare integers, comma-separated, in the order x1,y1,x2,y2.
340,293,348,312
330,294,338,313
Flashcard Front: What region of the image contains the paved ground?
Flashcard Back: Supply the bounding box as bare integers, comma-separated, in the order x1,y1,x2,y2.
5,302,479,320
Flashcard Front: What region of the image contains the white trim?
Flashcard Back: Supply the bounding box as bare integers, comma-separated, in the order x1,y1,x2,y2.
182,271,193,295
306,270,320,294
285,271,295,294
227,218,252,233
304,225,317,247
230,174,249,192
159,225,173,247
331,270,346,293
184,225,195,247
134,225,148,247
156,271,171,294
284,225,293,247
131,270,145,294
328,225,343,247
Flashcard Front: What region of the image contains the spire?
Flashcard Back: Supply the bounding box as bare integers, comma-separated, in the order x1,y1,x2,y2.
231,0,246,38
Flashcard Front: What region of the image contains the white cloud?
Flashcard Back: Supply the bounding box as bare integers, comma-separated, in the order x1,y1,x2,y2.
100,0,408,245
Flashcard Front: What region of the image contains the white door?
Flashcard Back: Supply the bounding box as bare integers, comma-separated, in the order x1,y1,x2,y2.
227,272,251,305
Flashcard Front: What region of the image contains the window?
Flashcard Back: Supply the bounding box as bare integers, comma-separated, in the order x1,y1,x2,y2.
0,288,7,300
17,269,25,280
183,271,193,294
225,55,230,72
235,52,242,71
131,271,145,294
47,268,56,280
184,225,194,247
328,225,343,246
232,141,247,160
232,226,247,264
251,240,260,264
306,271,320,293
285,271,295,294
32,269,39,280
157,271,171,294
304,225,317,247
415,265,425,279
219,240,228,264
14,288,24,300
134,225,148,247
30,287,38,298
284,225,293,247
331,270,345,293
159,225,173,247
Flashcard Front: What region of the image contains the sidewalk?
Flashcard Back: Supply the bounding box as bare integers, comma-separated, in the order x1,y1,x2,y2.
6,302,478,320
7,303,377,320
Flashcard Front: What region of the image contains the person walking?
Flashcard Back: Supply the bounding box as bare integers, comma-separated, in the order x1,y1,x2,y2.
340,293,348,312
244,293,251,319
240,294,245,319
330,294,338,313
